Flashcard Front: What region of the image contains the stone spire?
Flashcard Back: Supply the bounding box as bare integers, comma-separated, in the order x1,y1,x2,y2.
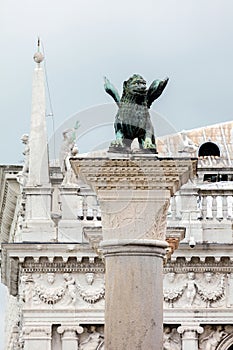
21,40,55,241
27,39,50,186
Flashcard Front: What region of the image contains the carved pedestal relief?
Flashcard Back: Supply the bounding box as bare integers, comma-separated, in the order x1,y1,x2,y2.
78,326,104,350
199,325,233,350
163,326,181,350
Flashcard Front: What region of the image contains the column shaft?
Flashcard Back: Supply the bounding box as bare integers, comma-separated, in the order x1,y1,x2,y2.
103,242,166,350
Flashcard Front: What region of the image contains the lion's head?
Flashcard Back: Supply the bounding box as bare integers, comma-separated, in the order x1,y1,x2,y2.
121,74,147,104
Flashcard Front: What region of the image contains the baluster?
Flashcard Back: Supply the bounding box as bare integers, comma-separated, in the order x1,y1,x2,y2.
216,195,223,220
77,196,84,220
227,196,233,219
206,195,213,219
82,196,88,220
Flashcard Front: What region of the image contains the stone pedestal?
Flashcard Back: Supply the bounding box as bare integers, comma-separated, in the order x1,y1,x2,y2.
22,186,56,241
23,326,51,350
58,187,82,242
71,155,197,350
178,324,204,350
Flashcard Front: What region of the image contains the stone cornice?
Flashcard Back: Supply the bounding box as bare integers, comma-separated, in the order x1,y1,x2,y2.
171,242,233,261
0,173,20,244
1,243,104,296
70,156,197,195
164,308,233,324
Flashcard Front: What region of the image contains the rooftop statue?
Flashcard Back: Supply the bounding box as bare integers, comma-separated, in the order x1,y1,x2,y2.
104,74,168,152
59,121,79,186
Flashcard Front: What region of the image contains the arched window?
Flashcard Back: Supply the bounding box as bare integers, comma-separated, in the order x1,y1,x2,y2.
216,334,233,350
198,142,220,157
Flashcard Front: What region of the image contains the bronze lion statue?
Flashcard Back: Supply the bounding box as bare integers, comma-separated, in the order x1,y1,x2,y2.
104,74,169,152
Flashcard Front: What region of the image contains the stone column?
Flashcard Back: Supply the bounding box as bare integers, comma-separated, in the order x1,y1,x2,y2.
23,326,52,350
100,188,170,349
177,324,204,350
57,326,83,350
71,155,197,350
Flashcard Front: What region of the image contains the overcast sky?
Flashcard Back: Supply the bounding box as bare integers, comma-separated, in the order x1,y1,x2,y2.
1,0,233,345
1,0,233,164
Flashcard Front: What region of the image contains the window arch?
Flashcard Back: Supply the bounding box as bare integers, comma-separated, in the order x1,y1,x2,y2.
216,334,233,350
198,142,220,157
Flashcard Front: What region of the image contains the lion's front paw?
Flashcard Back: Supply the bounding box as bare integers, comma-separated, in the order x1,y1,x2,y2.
143,137,156,149
111,139,124,147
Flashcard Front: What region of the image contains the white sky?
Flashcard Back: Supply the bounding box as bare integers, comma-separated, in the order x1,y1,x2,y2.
1,0,233,346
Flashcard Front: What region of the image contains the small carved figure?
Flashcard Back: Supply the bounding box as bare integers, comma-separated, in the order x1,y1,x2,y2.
185,272,197,306
178,131,198,154
199,325,227,350
16,134,30,187
21,134,30,174
63,273,76,305
104,74,168,152
47,273,55,284
79,326,104,350
59,121,79,186
19,275,33,304
163,327,181,350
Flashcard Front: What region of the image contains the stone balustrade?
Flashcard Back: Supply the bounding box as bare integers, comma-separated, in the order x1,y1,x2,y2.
198,192,233,221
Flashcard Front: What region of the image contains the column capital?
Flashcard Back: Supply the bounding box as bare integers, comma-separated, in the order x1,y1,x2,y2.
57,325,83,335
177,324,204,335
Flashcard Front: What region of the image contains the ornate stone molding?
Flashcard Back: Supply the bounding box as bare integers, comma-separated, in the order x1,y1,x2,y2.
70,156,197,194
1,243,104,295
165,227,186,260
23,326,51,338
18,270,105,309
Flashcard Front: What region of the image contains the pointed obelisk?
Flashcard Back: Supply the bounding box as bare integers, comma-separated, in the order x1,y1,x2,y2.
22,40,56,241
28,39,50,186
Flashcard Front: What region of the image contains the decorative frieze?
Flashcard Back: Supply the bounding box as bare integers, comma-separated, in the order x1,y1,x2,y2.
19,270,105,309
77,272,105,304
163,271,226,308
